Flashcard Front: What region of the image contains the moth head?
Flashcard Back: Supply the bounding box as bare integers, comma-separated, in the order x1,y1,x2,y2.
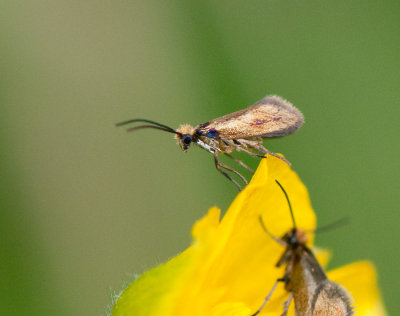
176,134,192,151
282,228,308,247
175,124,195,152
116,119,188,150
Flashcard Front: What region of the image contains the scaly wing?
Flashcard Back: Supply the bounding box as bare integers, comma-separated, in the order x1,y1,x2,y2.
195,95,304,140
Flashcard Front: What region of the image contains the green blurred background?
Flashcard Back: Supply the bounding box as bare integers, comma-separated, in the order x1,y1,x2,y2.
1,1,399,315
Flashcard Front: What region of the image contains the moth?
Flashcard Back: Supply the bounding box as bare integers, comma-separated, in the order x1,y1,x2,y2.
117,95,303,190
252,180,354,316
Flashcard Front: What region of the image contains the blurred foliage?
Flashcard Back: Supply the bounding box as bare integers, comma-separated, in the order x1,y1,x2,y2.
1,1,399,315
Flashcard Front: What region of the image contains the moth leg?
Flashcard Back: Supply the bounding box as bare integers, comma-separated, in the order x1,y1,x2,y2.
280,294,293,316
249,143,291,166
213,151,245,191
216,158,249,186
250,280,280,316
230,141,265,158
224,153,254,173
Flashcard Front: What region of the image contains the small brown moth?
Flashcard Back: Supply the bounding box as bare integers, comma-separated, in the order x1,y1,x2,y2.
252,180,354,316
117,95,303,190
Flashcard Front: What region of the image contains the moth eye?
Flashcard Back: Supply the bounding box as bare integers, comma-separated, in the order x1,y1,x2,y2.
182,135,192,145
288,234,297,245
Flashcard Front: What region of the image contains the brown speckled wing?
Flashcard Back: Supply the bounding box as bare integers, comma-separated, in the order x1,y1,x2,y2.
196,95,304,140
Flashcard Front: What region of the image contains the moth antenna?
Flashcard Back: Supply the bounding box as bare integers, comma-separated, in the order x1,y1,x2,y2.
258,216,286,246
116,118,177,133
125,125,181,135
311,217,350,234
275,179,296,229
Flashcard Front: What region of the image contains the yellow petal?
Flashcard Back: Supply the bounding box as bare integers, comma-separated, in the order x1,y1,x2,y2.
112,156,386,316
192,206,221,240
173,156,316,315
211,301,251,316
111,247,194,315
328,261,387,316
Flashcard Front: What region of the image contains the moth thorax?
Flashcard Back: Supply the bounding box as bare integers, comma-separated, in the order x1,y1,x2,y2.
295,229,308,245
175,124,195,142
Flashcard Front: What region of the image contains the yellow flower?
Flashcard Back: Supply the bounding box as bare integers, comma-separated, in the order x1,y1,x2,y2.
111,156,386,316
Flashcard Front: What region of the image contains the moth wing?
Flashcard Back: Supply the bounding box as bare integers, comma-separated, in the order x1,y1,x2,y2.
312,281,354,316
196,95,304,140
